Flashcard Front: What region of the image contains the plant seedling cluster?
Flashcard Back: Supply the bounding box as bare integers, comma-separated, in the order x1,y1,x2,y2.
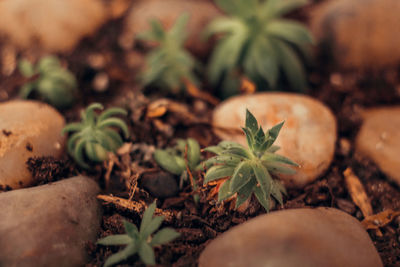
154,138,201,201
18,55,77,108
62,103,129,168
205,0,313,94
202,109,298,211
138,14,200,93
97,201,180,266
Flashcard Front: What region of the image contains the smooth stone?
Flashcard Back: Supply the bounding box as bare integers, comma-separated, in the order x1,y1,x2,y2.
212,93,337,188
0,100,66,190
199,208,383,267
0,0,107,52
120,0,221,56
311,0,400,69
140,171,179,198
356,107,400,186
0,176,102,267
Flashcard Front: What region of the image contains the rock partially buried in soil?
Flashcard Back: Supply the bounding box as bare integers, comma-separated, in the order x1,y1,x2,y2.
356,107,400,187
0,176,102,267
120,0,221,56
0,100,66,190
311,0,400,69
0,0,107,53
212,93,337,188
199,208,383,267
140,171,179,198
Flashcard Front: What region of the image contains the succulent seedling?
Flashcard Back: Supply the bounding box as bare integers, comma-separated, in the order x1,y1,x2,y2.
138,14,201,93
205,0,313,95
97,201,180,266
154,138,201,201
202,109,298,212
62,103,129,169
18,55,77,108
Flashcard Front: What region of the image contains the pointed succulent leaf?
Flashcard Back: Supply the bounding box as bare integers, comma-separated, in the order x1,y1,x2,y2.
254,186,271,212
140,201,157,233
266,145,280,153
266,20,313,45
245,109,258,133
203,145,223,155
218,141,244,149
242,127,254,150
103,243,137,267
170,13,190,44
204,165,235,184
140,216,164,240
218,179,235,202
203,17,243,40
221,146,252,159
271,38,308,92
265,121,285,148
73,138,90,169
251,161,271,198
261,152,299,166
202,154,242,169
235,178,256,208
97,234,132,246
271,181,284,205
229,161,253,193
150,228,180,246
124,221,140,238
138,242,156,266
263,161,296,175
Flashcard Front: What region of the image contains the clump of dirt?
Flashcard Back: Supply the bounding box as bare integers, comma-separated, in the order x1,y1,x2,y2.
26,156,74,185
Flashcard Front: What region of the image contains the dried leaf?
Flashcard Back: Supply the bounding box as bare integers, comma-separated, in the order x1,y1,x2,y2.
240,76,256,94
184,79,219,106
361,209,400,230
343,167,373,217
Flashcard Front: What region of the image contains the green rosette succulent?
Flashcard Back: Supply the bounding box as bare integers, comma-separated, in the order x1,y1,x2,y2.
18,55,77,108
205,0,313,95
97,201,180,266
62,103,129,169
138,13,201,93
202,109,298,211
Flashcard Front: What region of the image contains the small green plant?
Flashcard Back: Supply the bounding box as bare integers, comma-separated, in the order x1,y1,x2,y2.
154,138,201,201
97,201,180,266
205,0,313,95
62,103,129,169
138,13,200,93
18,55,77,108
202,109,298,212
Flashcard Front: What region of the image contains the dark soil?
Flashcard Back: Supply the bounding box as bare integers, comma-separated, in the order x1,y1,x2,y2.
1,1,400,267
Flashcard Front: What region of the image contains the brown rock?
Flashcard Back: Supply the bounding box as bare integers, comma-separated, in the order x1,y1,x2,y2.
356,107,400,186
199,208,383,267
212,93,337,188
0,100,65,190
120,0,221,56
0,0,107,52
0,176,102,267
311,0,400,69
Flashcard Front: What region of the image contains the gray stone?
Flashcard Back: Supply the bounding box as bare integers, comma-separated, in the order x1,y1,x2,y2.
356,107,400,186
311,0,400,69
212,93,337,188
120,0,221,56
199,208,383,267
140,171,179,198
0,176,102,267
0,100,66,190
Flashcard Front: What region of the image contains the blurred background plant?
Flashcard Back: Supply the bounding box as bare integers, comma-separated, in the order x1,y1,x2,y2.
204,0,314,98
138,14,201,94
18,55,77,109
